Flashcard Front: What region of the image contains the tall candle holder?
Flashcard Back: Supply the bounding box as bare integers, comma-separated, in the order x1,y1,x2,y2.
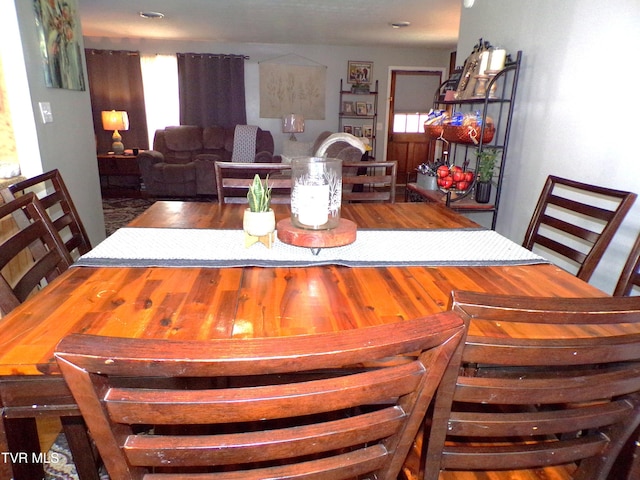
485,70,500,98
473,75,489,98
290,157,342,230
280,157,355,254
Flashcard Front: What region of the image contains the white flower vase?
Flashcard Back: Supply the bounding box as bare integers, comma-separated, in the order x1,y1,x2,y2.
243,209,275,237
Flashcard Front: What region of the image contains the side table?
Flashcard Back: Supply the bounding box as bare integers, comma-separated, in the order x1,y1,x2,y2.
97,154,144,198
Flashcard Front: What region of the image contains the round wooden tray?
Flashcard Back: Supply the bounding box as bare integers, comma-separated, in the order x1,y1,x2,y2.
277,218,357,251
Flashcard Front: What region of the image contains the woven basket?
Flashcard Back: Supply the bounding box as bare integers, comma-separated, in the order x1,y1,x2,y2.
424,124,444,139
442,124,495,144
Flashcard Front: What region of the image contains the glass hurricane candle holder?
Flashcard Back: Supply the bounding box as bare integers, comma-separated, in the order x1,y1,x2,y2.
291,157,342,230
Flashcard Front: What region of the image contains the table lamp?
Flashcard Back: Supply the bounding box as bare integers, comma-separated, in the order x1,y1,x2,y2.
282,114,304,141
101,110,129,154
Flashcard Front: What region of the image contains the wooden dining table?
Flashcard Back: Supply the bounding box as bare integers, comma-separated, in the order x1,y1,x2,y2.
0,201,615,479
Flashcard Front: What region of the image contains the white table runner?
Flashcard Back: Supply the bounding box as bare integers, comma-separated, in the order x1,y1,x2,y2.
75,228,547,268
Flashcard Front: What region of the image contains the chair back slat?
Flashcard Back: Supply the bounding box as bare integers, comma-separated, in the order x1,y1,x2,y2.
548,193,620,223
5,169,91,258
453,366,640,404
13,249,69,302
448,400,631,437
442,436,609,471
523,175,636,281
342,161,397,203
115,406,407,468
214,162,292,205
107,361,425,424
423,291,640,480
0,192,73,315
56,311,464,479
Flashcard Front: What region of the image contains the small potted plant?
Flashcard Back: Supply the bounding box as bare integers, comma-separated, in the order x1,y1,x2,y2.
475,148,498,203
243,174,275,237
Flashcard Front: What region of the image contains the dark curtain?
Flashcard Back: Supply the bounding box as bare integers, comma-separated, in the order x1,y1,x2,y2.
177,53,247,128
85,49,149,154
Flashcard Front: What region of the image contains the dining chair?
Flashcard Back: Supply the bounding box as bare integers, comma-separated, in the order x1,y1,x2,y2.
0,192,73,315
1,169,92,259
522,175,636,281
422,290,640,480
342,160,397,203
214,161,293,205
0,189,99,479
613,229,640,296
55,311,465,480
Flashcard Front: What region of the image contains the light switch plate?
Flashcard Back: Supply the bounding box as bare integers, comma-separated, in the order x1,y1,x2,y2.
39,102,53,123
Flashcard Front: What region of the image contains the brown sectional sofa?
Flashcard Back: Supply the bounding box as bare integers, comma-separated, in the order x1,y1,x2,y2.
137,125,276,197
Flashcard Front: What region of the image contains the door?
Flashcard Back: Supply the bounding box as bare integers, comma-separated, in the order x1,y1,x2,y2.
387,70,443,184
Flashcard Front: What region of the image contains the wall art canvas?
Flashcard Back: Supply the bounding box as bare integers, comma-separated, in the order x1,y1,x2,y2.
259,63,325,120
0,56,19,172
34,0,86,91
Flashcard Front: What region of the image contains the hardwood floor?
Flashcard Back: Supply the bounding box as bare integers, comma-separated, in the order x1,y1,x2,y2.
37,417,61,452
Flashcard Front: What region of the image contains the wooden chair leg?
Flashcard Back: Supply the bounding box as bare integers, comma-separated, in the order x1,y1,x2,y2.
61,416,101,480
3,417,44,480
0,412,14,480
609,423,640,480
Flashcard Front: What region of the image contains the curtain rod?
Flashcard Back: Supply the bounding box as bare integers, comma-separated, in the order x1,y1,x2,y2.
177,53,250,60
87,49,140,56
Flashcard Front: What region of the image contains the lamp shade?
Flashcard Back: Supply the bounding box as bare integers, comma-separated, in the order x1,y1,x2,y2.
282,114,304,134
101,110,129,131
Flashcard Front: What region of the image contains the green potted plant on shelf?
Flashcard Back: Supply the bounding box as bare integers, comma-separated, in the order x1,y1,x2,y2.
475,148,498,203
243,174,275,238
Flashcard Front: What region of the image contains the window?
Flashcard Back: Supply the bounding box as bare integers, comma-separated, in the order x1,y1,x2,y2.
393,113,431,133
141,54,179,148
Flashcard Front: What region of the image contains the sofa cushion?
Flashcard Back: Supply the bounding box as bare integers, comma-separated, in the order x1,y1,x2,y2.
164,126,203,152
202,126,226,150
151,163,197,183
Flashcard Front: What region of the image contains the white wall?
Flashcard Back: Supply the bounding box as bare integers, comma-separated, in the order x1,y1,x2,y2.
5,0,106,246
459,0,640,294
83,37,452,160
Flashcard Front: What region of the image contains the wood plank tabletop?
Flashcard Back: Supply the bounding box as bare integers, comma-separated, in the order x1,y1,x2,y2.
127,201,483,230
0,201,610,377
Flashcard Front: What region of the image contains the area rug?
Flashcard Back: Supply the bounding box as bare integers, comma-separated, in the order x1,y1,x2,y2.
102,197,155,236
44,433,109,480
102,197,222,236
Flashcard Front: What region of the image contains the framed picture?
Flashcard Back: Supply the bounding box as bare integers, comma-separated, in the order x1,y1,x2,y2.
443,68,462,92
353,126,362,137
455,52,481,100
343,125,353,134
342,101,354,114
363,125,373,138
356,102,367,116
366,103,374,115
347,61,373,85
34,0,86,90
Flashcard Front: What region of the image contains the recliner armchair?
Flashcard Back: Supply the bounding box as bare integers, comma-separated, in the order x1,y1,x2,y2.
138,125,276,197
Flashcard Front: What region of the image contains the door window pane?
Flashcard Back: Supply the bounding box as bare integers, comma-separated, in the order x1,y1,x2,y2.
393,113,430,133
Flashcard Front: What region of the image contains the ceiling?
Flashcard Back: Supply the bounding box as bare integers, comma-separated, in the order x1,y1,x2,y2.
78,0,461,49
